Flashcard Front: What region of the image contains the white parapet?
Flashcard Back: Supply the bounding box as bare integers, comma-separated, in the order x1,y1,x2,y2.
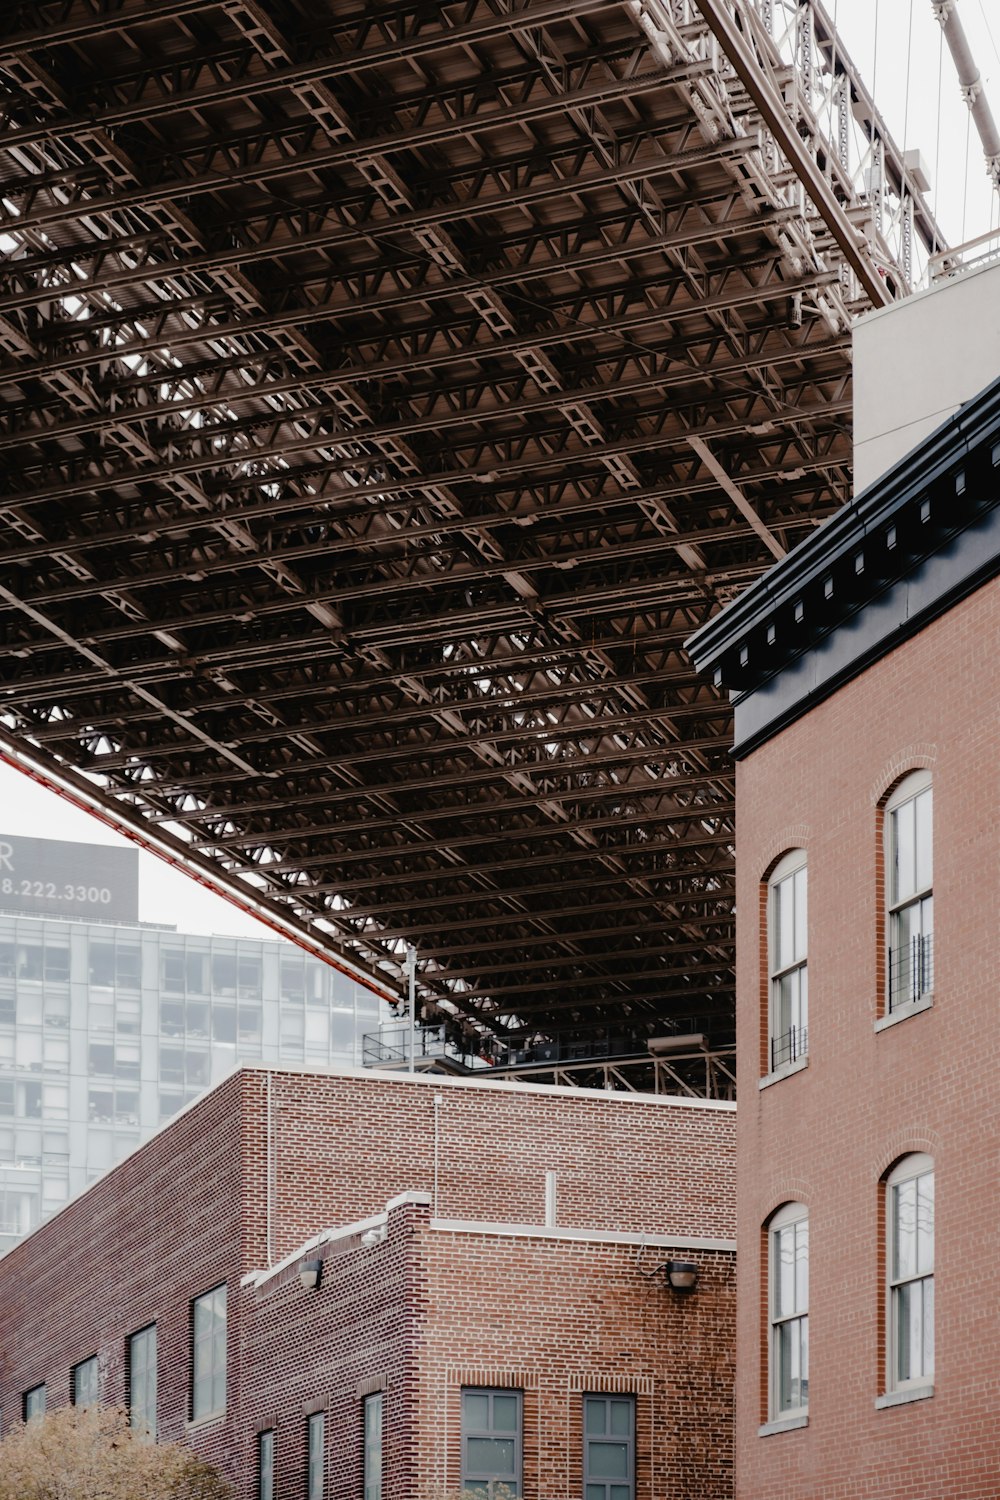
853,256,1000,494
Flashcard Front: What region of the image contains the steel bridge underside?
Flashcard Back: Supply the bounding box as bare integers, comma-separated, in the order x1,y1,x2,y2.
0,0,913,1047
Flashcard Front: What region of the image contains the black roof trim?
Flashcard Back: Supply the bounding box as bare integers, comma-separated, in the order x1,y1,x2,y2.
687,372,1000,696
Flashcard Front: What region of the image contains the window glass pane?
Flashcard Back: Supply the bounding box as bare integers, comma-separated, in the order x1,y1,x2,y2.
259,1430,274,1500
915,787,932,889
491,1393,519,1432
364,1393,383,1500
585,1401,606,1435
192,1283,227,1419
795,1220,808,1310
213,1007,237,1044
73,1355,99,1407
466,1438,515,1473
588,1443,629,1479
24,1384,46,1421
308,1411,325,1500
893,1179,917,1280
893,798,916,902
916,1171,934,1274
129,1325,157,1438
609,1401,632,1437
776,876,793,968
463,1392,489,1429
793,867,807,958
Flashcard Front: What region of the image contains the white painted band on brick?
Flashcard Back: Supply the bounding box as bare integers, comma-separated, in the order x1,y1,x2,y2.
244,1190,432,1288
429,1218,736,1252
239,1060,737,1111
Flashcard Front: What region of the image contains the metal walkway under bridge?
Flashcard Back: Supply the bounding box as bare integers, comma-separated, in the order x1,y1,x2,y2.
0,0,949,1086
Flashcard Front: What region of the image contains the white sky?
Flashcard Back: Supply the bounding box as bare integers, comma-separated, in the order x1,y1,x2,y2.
832,0,1000,249
2,0,999,937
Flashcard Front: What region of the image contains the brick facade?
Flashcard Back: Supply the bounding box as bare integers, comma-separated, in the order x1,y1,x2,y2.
0,1065,736,1498
734,580,1000,1497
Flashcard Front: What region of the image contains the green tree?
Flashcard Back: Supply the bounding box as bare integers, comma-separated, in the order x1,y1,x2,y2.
0,1405,232,1500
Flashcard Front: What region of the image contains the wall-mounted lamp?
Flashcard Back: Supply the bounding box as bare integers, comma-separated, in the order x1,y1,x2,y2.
665,1259,698,1294
299,1258,323,1292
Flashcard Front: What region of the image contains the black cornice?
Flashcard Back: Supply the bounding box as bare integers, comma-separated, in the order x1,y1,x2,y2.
687,372,1000,752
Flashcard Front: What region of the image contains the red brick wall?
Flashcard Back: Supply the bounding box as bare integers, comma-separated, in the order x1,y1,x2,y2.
242,1196,424,1500
0,1068,735,1497
239,1067,736,1266
414,1229,735,1500
735,581,1000,1497
0,1072,244,1474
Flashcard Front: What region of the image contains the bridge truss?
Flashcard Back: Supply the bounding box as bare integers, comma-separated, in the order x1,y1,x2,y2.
0,0,944,1055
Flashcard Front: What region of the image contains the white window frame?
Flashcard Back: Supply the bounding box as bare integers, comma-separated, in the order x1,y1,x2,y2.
769,1202,809,1421
885,772,933,1014
886,1154,934,1392
767,851,808,1074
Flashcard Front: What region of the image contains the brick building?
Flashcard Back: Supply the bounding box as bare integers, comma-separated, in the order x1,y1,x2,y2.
689,332,1000,1487
0,1065,736,1499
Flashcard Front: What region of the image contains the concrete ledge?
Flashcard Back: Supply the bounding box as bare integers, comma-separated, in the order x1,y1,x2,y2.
758,1055,808,1090
875,1384,934,1410
874,995,933,1033
758,1414,809,1437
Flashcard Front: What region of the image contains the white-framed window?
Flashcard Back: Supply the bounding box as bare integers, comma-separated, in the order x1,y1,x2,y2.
885,772,933,1012
887,1154,934,1390
769,1203,809,1420
767,851,808,1072
191,1282,227,1421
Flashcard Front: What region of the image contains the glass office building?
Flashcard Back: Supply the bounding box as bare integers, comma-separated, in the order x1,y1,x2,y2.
0,837,393,1253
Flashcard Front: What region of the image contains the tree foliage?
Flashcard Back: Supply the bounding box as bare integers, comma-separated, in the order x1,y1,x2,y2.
0,1404,232,1500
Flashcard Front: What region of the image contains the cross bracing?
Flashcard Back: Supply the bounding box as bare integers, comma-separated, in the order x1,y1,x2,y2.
0,0,945,1057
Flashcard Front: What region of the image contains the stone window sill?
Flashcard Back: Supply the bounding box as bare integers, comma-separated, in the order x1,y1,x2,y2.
758,1055,808,1090
875,1384,934,1410
875,995,933,1032
758,1413,809,1437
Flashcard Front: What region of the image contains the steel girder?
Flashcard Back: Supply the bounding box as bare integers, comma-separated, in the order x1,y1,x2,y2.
0,0,942,1049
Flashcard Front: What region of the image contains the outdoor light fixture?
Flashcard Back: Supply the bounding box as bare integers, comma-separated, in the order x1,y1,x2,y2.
299,1258,323,1292
665,1259,698,1293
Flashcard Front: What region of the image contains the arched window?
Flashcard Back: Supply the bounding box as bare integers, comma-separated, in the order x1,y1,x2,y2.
767,851,807,1073
769,1203,809,1420
886,1154,934,1391
885,772,933,1013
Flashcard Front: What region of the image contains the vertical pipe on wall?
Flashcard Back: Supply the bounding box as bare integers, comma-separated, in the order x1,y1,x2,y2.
266,1070,274,1267
433,1092,442,1215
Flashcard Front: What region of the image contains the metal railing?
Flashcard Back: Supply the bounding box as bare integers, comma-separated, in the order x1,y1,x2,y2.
888,933,934,1013
771,1023,808,1073
362,1025,690,1073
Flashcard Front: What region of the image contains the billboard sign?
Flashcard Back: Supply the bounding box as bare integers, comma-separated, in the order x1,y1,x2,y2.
0,835,139,923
